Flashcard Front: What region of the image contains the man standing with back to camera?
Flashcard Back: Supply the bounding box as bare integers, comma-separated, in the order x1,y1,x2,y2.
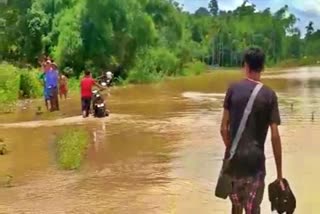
220,47,284,214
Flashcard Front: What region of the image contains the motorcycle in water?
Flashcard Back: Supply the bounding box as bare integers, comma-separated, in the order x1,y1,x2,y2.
92,87,109,118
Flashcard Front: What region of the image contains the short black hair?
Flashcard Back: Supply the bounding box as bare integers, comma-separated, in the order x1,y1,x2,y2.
242,47,265,73
85,70,91,76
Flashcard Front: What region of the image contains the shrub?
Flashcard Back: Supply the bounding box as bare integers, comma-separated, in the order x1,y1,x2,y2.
67,77,80,93
114,76,126,86
19,69,43,98
127,68,163,84
182,61,207,76
127,47,179,84
0,63,20,112
56,129,90,170
0,63,44,112
150,47,179,76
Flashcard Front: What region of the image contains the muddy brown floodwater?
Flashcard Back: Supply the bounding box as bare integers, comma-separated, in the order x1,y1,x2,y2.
0,67,320,213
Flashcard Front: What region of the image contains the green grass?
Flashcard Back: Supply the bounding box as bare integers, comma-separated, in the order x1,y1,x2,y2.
56,129,90,170
20,69,43,98
0,63,44,112
0,63,21,112
126,68,164,84
67,77,80,93
182,61,207,76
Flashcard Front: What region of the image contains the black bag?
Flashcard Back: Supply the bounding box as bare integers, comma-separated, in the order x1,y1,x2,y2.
215,83,263,199
215,160,233,199
268,179,296,214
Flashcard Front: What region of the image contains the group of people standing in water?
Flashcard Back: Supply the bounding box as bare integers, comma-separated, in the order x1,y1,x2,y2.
38,55,112,117
39,57,68,112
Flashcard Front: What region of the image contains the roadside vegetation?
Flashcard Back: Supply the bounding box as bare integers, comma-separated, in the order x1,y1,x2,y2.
56,129,90,170
0,0,320,110
0,63,42,112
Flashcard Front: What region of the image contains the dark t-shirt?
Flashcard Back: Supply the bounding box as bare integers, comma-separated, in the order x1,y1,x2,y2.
223,79,281,174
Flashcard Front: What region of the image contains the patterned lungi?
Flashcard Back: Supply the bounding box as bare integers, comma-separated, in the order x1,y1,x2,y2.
230,172,265,214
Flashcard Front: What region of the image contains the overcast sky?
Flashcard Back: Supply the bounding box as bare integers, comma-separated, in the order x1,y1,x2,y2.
177,0,320,36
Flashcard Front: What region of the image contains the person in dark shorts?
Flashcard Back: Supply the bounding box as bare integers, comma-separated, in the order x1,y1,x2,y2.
80,70,105,118
81,97,91,118
220,47,284,214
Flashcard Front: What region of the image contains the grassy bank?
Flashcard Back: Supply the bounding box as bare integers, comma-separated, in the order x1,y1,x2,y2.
0,63,42,112
56,129,89,170
0,63,20,112
0,62,79,113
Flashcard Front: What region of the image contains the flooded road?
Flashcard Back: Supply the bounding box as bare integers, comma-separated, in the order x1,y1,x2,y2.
0,67,320,213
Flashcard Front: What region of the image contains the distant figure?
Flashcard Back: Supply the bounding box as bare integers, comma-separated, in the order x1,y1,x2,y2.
80,70,105,118
38,70,50,110
45,60,59,111
59,72,68,100
106,71,113,86
98,70,113,87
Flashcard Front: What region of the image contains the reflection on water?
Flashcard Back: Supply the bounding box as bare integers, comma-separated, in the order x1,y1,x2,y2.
0,67,320,213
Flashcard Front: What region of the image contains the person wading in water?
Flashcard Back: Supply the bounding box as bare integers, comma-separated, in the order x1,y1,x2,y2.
39,68,50,111
220,47,284,214
45,60,59,111
59,72,68,100
38,55,54,111
80,70,105,118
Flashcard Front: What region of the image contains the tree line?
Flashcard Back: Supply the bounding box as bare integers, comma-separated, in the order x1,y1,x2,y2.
0,0,319,80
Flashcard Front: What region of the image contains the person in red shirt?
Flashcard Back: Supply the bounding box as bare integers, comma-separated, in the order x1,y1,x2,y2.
81,70,104,118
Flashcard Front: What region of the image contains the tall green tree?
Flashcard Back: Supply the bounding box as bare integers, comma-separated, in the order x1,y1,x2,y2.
0,0,319,77
306,21,314,38
208,0,219,16
195,7,210,16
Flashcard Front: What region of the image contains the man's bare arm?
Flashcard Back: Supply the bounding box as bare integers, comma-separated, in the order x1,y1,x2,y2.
220,109,231,148
94,80,106,90
270,123,283,180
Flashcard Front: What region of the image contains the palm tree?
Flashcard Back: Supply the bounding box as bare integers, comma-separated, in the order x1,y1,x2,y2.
306,21,314,38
